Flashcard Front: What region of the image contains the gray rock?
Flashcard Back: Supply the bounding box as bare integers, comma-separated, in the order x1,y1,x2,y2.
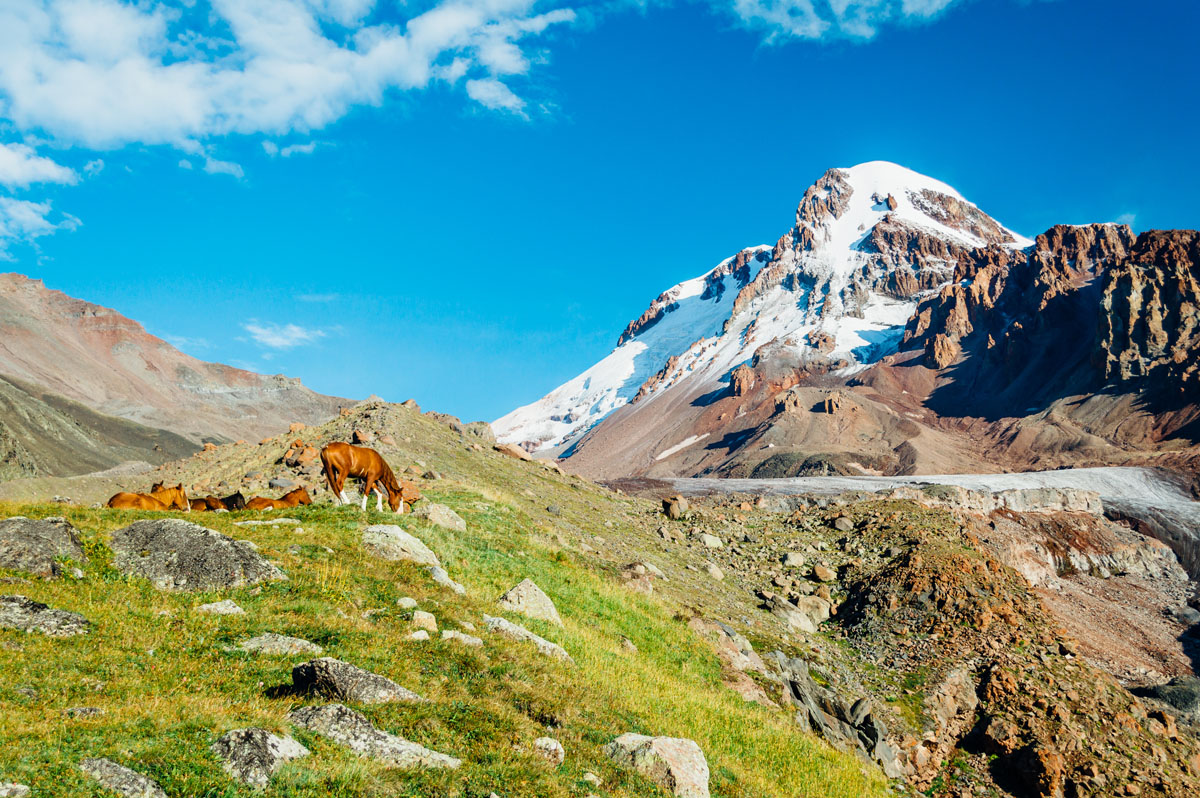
833,516,855,532
0,784,30,798
429,566,465,594
441,629,482,647
362,526,441,567
407,630,430,641
412,610,437,632
268,478,294,489
604,733,710,798
782,552,806,568
1172,606,1200,625
698,534,722,549
0,595,90,637
1135,676,1200,716
767,652,903,778
239,633,322,656
533,736,565,766
291,657,425,704
78,758,166,798
210,727,309,787
412,503,466,533
287,703,461,768
483,614,572,662
496,578,562,626
198,600,245,615
0,516,86,578
396,597,418,610
110,519,285,592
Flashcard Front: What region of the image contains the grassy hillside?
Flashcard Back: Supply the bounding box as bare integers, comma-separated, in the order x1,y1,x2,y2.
0,404,887,797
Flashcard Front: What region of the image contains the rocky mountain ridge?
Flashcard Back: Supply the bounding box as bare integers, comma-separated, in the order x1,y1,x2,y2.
495,163,1200,485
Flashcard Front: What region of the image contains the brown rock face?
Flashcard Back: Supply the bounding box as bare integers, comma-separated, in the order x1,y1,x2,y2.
729,364,756,397
1100,230,1200,395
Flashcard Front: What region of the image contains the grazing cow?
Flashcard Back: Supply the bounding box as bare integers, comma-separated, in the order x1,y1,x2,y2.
107,483,190,511
246,487,313,510
320,441,419,512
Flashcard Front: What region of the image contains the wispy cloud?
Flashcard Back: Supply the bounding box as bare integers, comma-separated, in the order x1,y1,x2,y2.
163,334,210,351
296,292,340,303
263,141,320,158
0,196,79,258
83,158,104,176
1115,212,1136,228
243,320,326,349
203,156,244,179
727,0,960,42
0,142,77,188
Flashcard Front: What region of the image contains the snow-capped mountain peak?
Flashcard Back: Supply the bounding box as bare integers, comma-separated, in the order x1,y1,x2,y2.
494,162,1030,452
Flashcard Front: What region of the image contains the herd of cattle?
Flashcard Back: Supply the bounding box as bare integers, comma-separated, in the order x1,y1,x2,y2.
104,442,420,514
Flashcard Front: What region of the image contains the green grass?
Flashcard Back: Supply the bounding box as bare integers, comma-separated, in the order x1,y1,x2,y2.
0,492,888,797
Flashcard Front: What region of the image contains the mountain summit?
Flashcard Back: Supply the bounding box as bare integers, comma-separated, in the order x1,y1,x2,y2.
495,162,1029,453
495,162,1200,482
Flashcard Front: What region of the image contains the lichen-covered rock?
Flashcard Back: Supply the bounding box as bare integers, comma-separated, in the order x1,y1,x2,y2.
483,614,572,662
238,633,322,656
0,516,85,578
412,503,466,533
78,758,166,798
533,736,565,766
197,599,244,615
604,733,710,798
0,595,90,637
429,566,465,594
0,783,30,797
441,629,482,647
286,703,461,769
361,526,440,567
110,519,285,592
210,727,309,787
291,657,425,704
496,578,562,626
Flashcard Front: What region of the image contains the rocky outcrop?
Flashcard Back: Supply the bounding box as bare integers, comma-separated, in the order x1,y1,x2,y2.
291,658,425,704
361,526,441,567
604,733,710,798
110,519,285,592
78,758,165,798
286,704,461,769
483,614,572,662
496,578,562,626
0,516,84,577
0,594,90,637
412,503,466,533
210,728,309,787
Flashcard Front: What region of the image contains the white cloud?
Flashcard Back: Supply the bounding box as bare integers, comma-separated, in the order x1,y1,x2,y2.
203,156,244,178
0,196,79,258
466,77,525,112
727,0,962,41
83,158,104,176
178,158,194,169
243,320,327,348
264,140,319,157
1115,212,1136,228
0,142,77,188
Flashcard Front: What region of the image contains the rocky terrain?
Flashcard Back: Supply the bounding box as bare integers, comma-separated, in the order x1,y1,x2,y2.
0,272,345,478
3,399,1198,797
494,163,1200,488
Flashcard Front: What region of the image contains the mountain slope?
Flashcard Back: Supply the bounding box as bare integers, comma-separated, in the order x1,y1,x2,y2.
0,273,346,450
0,374,196,481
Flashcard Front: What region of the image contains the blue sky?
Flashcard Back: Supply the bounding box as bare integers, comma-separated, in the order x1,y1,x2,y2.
0,0,1196,423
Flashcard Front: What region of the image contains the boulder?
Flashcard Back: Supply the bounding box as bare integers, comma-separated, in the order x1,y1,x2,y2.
407,630,430,641
291,657,425,704
396,596,418,610
352,429,374,444
268,477,295,490
412,611,437,632
361,526,440,567
286,703,461,769
662,496,688,520
0,595,90,637
812,564,836,582
430,566,466,595
442,629,483,647
792,596,832,627
604,733,710,798
239,633,322,656
493,443,532,461
767,597,818,634
533,737,565,767
78,758,166,798
698,534,722,549
483,614,572,662
109,519,285,592
782,552,805,569
1135,676,1200,717
0,516,86,578
497,578,562,626
413,503,466,533
198,600,244,615
833,516,855,532
211,728,309,787
0,784,29,797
